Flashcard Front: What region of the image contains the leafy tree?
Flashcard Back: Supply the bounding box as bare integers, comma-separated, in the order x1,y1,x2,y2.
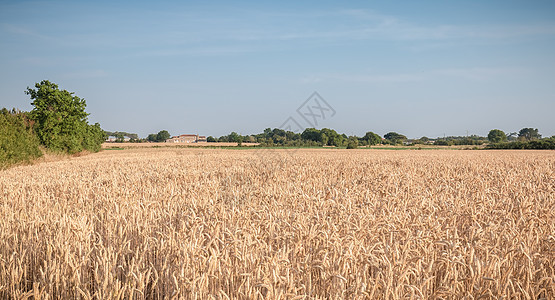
321,133,329,145
506,132,518,141
417,136,429,144
82,123,106,152
321,128,344,146
384,132,407,145
115,132,125,142
147,134,157,142
228,132,240,143
434,140,453,146
207,136,216,142
156,130,170,142
346,136,359,149
362,132,382,145
25,80,103,153
518,128,541,141
263,128,272,139
301,128,321,142
272,128,286,138
487,137,555,150
487,129,507,143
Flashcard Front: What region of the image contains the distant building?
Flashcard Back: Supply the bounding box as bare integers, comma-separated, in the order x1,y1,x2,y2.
166,134,207,143
106,136,130,142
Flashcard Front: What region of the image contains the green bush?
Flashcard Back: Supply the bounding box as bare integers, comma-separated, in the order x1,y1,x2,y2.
434,140,453,146
26,80,105,154
0,108,43,169
487,138,555,150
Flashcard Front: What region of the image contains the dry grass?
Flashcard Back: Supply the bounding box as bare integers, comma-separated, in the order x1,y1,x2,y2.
1,148,553,299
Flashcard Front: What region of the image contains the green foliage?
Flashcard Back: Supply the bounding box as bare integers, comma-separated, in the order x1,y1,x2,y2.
434,140,453,146
518,128,541,141
0,108,43,169
156,130,170,142
82,123,106,152
346,136,359,149
105,131,139,141
300,128,321,143
146,131,171,142
412,136,431,145
361,131,382,146
433,135,486,146
506,132,518,141
487,137,555,149
488,129,507,143
207,136,216,142
25,80,103,154
384,132,407,145
209,127,551,150
297,128,346,147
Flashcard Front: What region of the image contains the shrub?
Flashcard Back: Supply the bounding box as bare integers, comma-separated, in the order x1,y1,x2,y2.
487,138,555,150
0,108,43,169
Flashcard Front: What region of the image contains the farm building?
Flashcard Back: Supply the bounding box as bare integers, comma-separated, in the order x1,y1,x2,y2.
166,134,207,143
106,136,131,142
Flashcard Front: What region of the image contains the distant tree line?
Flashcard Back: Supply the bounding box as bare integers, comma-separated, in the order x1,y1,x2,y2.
104,130,170,143
212,128,485,148
211,128,409,149
432,135,488,146
206,127,553,150
100,125,554,151
1,80,105,169
486,128,554,149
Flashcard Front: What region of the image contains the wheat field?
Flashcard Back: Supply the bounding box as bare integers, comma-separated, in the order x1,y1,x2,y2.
0,148,553,299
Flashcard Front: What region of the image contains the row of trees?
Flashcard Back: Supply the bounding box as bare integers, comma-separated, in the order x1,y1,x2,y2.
211,128,407,148
1,80,105,169
432,135,487,146
487,128,553,149
487,128,542,143
209,127,551,149
111,126,550,150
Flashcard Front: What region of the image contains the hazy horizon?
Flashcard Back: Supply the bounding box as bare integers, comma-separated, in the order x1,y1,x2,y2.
1,0,554,139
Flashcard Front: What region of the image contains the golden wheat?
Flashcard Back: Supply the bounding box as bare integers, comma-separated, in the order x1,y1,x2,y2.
0,148,553,299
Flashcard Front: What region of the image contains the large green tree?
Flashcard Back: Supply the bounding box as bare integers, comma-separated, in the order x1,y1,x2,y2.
25,80,104,153
362,131,382,145
487,129,507,143
518,128,541,141
156,130,171,142
384,132,407,145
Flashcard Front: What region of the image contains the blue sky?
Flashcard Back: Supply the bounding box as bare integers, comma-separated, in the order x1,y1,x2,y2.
1,0,554,138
